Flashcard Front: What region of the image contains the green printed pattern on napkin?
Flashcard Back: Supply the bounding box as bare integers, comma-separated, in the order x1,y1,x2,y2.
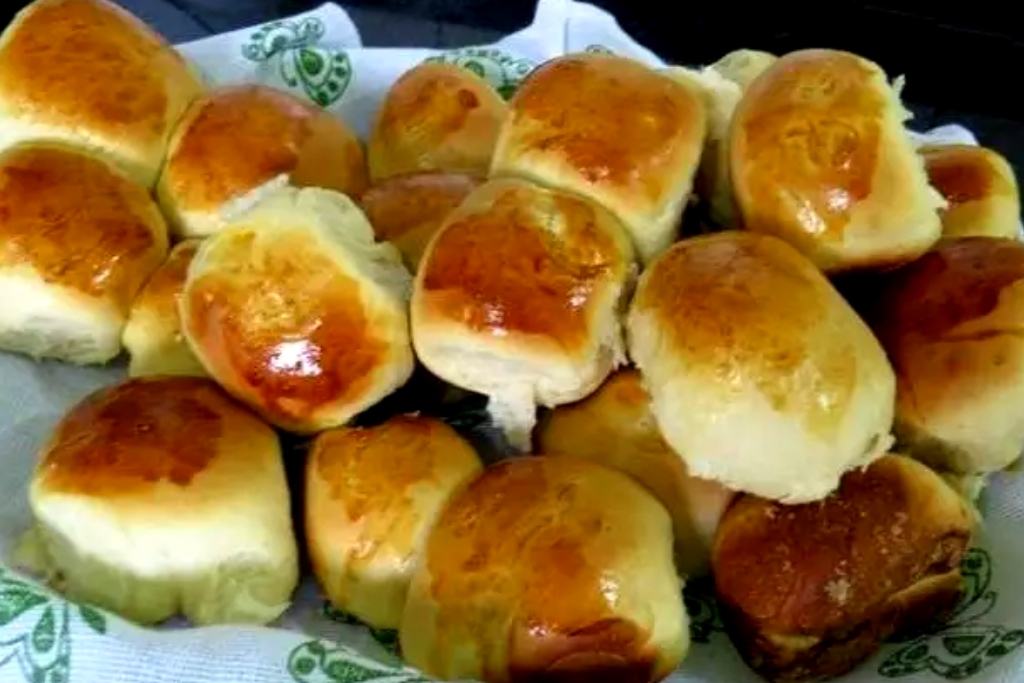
241,17,353,107
423,48,535,100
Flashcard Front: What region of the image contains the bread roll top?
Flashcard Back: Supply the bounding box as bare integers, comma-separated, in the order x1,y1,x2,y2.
730,49,942,272
158,84,368,238
0,143,168,312
0,0,204,188
920,144,1021,239
359,171,480,270
368,62,507,182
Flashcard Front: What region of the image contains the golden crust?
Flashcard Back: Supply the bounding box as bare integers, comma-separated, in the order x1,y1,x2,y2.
415,177,632,354
920,144,1020,239
368,62,507,182
159,85,367,236
181,224,394,433
399,455,685,683
712,455,973,682
0,0,204,187
128,239,200,329
359,172,480,270
305,415,482,629
730,49,940,272
537,368,735,578
492,53,706,263
0,144,168,312
36,377,266,498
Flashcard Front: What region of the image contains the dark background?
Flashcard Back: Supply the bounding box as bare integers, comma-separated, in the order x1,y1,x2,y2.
3,0,1023,172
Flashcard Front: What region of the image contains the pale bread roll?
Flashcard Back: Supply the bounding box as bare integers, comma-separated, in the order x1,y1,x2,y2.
491,53,707,264
713,455,973,683
180,187,414,434
21,377,299,626
157,85,368,239
0,0,204,188
368,62,507,182
400,456,687,683
0,143,168,364
411,177,636,452
865,237,1024,473
730,49,944,273
306,415,482,629
359,171,480,271
122,240,208,378
919,144,1021,240
627,231,895,503
710,49,777,89
537,369,735,578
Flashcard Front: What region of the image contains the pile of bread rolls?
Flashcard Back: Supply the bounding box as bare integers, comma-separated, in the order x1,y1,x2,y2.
2,1,1022,683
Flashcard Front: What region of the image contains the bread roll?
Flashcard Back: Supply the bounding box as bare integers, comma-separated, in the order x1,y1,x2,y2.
492,53,707,264
157,85,368,239
709,49,777,89
359,171,480,271
919,144,1021,240
180,186,414,434
627,231,895,503
411,177,635,452
730,49,944,273
537,369,734,578
23,376,299,625
306,415,482,630
400,456,687,683
865,237,1024,473
368,62,507,182
713,454,973,683
0,0,204,188
122,240,207,378
0,143,169,364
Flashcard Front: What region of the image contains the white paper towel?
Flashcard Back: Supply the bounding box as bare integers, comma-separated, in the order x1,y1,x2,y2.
0,2,1020,683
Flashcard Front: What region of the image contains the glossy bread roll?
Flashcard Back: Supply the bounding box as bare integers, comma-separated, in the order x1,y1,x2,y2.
865,237,1024,473
0,0,204,188
305,415,482,629
157,85,368,239
368,62,507,182
400,456,687,683
537,369,735,578
411,177,636,451
730,49,944,273
627,232,895,503
713,455,973,683
492,53,707,264
180,187,414,434
122,240,208,378
0,144,169,364
23,377,299,626
359,171,480,270
920,144,1021,239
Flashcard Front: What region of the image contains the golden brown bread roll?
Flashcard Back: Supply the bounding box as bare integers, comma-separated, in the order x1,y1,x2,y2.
157,84,368,239
122,240,208,378
0,0,204,188
713,454,974,683
492,53,707,264
536,369,734,578
0,143,169,364
305,415,482,629
359,171,480,271
627,231,895,503
730,49,944,273
368,62,507,182
865,236,1024,473
919,144,1021,240
411,177,636,452
400,455,687,683
180,187,413,434
22,376,299,625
